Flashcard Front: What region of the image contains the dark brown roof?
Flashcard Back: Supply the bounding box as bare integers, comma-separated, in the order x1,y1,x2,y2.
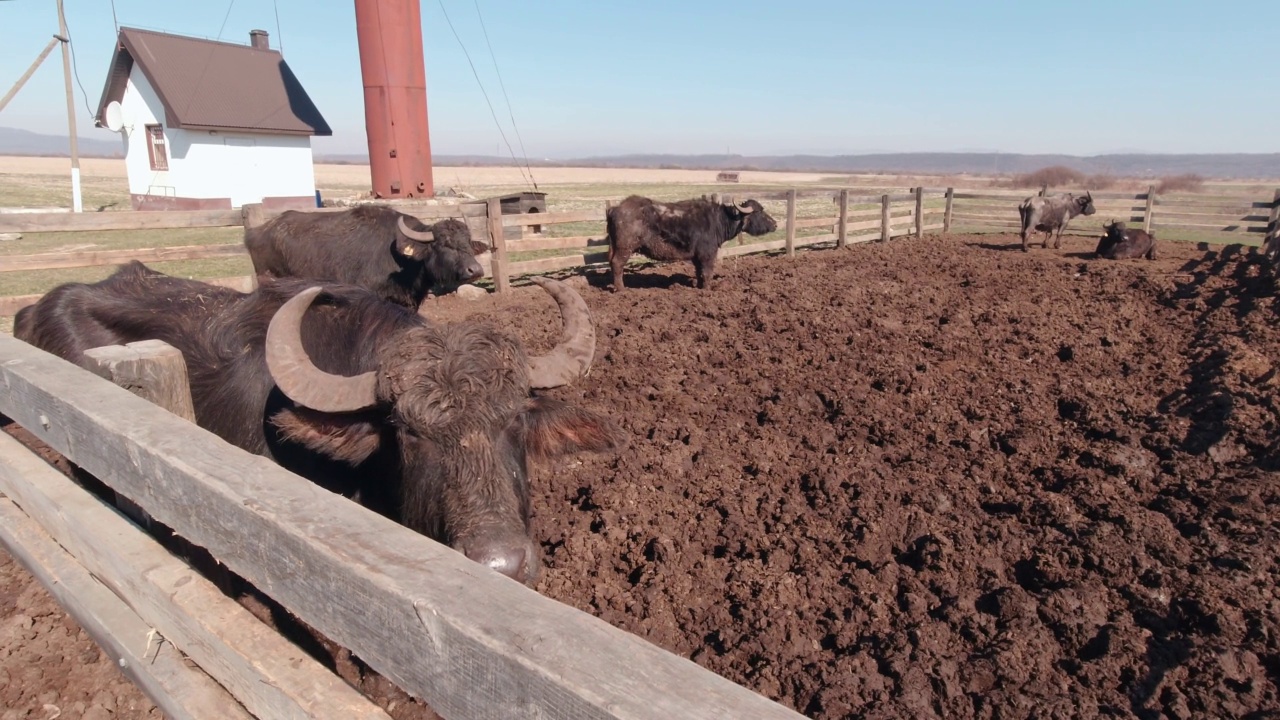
96,27,331,136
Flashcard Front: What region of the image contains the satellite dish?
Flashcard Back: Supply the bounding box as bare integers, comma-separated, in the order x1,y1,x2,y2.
104,101,124,132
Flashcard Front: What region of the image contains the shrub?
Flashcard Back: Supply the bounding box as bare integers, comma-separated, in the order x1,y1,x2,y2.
1156,174,1205,194
1010,166,1086,190
1084,174,1117,191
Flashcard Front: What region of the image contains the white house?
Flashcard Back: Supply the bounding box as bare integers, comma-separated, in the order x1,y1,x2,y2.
95,27,331,211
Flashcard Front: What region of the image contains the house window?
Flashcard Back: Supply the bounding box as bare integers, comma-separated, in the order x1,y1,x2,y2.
145,124,168,171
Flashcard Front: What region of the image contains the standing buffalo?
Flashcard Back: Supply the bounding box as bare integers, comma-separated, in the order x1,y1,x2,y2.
1095,221,1156,260
14,262,621,585
1017,191,1096,251
245,204,490,310
606,195,778,291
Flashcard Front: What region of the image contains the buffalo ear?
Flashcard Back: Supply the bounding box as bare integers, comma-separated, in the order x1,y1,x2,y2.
394,234,429,259
521,397,624,461
270,407,383,465
470,240,493,255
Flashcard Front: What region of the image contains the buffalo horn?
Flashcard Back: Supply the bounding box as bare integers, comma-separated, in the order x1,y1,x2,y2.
737,201,756,214
525,277,596,389
397,215,436,243
266,287,379,413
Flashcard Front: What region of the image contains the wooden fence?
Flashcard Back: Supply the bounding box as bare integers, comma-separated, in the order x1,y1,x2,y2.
1,185,1276,316
0,333,805,719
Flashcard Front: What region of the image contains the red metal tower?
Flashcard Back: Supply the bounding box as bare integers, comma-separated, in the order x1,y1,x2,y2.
354,0,434,198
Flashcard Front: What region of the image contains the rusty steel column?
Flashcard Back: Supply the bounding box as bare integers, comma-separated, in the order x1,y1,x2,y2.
354,0,434,198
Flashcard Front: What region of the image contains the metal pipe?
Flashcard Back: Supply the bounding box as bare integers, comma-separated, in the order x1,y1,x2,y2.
354,0,434,199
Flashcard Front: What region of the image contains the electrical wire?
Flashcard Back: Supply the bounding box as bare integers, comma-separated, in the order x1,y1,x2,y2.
110,0,119,33
437,0,533,190
216,0,235,41
59,10,97,120
473,0,536,190
274,0,283,54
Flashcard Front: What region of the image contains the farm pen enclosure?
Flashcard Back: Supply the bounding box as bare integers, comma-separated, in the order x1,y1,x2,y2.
1,182,1279,717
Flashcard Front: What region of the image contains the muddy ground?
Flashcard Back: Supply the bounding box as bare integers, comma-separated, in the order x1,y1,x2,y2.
3,232,1279,719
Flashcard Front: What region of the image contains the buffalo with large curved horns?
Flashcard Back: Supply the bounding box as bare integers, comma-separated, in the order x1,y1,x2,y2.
14,262,621,585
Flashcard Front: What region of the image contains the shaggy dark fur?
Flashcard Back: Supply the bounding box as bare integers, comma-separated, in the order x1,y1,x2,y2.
14,262,620,584
244,204,490,309
1095,221,1156,260
606,195,778,291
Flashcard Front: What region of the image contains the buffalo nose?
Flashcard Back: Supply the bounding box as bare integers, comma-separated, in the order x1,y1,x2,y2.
464,260,484,281
468,543,530,583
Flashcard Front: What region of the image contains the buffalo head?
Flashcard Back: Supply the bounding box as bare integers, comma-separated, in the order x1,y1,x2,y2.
726,199,778,237
263,277,618,584
396,216,490,289
1077,192,1097,217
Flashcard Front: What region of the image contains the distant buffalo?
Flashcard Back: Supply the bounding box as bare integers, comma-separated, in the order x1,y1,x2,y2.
1017,191,1096,252
1095,221,1156,260
245,204,490,310
606,195,778,291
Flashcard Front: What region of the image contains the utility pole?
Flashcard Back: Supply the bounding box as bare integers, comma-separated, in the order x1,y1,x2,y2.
56,0,82,212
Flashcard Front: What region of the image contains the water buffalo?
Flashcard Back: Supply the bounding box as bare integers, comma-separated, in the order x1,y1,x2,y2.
606,195,778,291
14,262,620,585
244,204,490,309
1095,221,1156,260
1017,191,1096,251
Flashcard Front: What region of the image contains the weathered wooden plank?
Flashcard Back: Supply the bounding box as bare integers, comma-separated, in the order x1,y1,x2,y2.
836,190,848,249
507,235,606,252
790,216,838,230
1149,211,1271,224
486,198,511,293
0,276,255,319
721,238,789,257
784,189,797,257
1152,198,1274,210
0,243,246,273
943,188,955,233
880,195,891,242
0,494,254,720
0,209,244,234
914,187,925,239
0,336,805,720
501,210,602,227
1149,222,1267,233
0,431,391,720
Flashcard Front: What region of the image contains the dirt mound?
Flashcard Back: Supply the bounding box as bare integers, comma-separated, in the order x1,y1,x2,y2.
3,233,1278,718
441,234,1280,718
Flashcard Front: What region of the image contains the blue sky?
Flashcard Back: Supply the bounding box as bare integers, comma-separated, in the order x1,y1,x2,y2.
0,1,1273,158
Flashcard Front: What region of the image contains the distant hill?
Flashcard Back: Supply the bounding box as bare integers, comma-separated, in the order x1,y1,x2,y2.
0,127,122,158
4,127,1274,178
324,152,1280,180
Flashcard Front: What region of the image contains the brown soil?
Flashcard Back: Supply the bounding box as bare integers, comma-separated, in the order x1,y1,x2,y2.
4,232,1279,719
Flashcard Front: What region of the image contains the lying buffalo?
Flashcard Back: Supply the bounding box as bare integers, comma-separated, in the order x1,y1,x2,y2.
1095,221,1156,260
245,204,490,309
606,195,778,291
1018,191,1096,251
14,262,621,585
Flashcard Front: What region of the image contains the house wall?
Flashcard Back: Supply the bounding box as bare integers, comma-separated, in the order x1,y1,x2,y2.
120,68,318,211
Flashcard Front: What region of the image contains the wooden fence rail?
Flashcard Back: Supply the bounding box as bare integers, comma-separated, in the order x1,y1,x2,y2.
1,185,1275,317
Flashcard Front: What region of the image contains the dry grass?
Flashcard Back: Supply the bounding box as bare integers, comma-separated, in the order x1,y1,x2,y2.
1156,174,1206,194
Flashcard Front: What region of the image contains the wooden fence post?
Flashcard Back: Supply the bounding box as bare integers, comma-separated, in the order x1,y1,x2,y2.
241,203,266,231
880,194,891,242
914,187,924,239
785,189,797,257
1143,185,1156,234
836,189,848,249
83,339,197,529
943,188,955,235
486,197,510,293
1267,189,1280,238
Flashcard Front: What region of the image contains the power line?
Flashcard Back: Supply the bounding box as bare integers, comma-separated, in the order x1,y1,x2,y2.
110,0,119,33
473,0,536,190
59,9,97,121
216,0,235,41
273,0,283,54
436,0,533,190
